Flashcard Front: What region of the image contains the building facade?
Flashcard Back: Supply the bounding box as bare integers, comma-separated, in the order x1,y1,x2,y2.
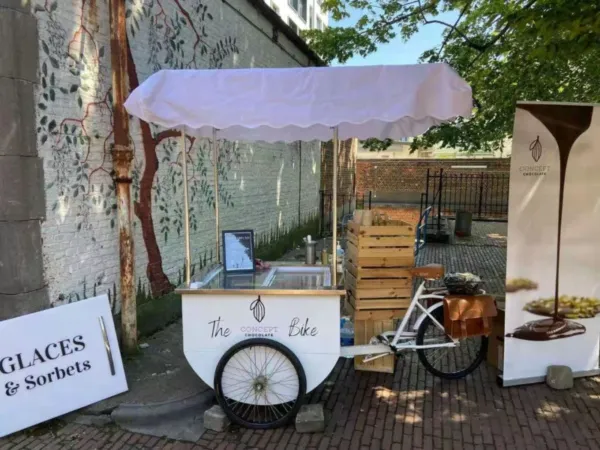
268,0,329,33
0,0,325,320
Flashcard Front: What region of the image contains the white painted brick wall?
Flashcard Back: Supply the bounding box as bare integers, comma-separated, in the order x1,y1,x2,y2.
35,0,321,311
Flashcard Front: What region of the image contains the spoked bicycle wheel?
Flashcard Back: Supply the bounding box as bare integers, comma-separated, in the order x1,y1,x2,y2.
416,306,488,380
214,338,307,429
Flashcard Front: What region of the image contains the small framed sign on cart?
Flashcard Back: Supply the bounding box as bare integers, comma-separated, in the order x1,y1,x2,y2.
222,229,255,273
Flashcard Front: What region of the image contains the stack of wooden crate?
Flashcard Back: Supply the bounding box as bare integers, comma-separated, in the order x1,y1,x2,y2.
345,219,416,373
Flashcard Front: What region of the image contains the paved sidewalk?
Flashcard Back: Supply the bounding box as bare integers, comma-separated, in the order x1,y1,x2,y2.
6,221,600,449
4,355,600,449
417,221,508,297
88,321,209,413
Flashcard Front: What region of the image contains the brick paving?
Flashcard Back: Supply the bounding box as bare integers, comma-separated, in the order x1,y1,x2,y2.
447,220,507,248
417,221,508,297
5,221,600,450
5,357,600,449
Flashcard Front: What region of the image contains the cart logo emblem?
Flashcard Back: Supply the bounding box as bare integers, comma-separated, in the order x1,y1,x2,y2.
530,136,542,162
250,297,266,323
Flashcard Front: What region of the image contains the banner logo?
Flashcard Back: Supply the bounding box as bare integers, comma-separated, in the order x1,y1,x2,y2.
529,136,542,162
250,297,266,323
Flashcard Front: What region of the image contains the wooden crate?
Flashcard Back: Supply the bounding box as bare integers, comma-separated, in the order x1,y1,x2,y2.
353,309,406,373
487,307,505,371
345,221,415,311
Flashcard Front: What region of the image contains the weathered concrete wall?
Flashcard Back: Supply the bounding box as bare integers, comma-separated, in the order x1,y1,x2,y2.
29,0,322,315
0,0,49,319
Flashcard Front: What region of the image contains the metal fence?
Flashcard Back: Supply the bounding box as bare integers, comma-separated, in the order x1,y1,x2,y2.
421,169,510,227
319,191,371,237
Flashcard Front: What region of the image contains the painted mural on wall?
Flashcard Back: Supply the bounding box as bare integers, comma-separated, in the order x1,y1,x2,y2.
35,0,321,313
36,0,239,310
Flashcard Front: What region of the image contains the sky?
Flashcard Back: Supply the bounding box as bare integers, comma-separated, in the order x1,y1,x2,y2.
330,8,459,66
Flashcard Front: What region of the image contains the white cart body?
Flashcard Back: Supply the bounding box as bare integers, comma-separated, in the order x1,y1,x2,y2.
182,293,340,393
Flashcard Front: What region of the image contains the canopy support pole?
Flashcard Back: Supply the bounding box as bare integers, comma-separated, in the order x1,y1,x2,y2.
181,129,192,285
332,127,339,286
213,128,221,263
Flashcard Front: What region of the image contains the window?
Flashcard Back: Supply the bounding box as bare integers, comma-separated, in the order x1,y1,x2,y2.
309,6,313,29
289,0,308,22
288,18,299,33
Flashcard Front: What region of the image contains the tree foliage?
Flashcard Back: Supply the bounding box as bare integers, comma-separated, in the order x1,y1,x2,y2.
305,0,600,152
361,138,394,151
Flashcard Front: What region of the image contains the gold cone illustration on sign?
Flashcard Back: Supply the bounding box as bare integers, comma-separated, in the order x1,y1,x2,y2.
529,136,542,162
250,296,266,323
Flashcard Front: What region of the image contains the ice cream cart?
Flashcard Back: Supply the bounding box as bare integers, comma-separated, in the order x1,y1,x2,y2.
124,63,481,429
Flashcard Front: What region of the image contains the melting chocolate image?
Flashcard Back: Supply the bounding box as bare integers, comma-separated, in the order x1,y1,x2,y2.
508,103,593,341
507,318,585,341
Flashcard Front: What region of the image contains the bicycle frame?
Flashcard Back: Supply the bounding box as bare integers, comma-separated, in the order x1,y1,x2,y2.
340,281,457,359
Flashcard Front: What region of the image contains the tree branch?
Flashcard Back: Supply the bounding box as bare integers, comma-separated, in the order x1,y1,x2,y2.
464,0,538,71
481,0,538,51
417,0,538,53
416,0,486,51
436,0,472,59
376,6,425,30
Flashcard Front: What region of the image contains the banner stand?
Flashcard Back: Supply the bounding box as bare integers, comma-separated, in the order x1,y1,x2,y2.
503,101,600,387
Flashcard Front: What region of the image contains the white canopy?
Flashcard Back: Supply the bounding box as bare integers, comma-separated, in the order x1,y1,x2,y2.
124,63,472,142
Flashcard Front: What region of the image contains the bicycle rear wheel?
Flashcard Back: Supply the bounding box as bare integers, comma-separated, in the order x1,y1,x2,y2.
416,306,488,379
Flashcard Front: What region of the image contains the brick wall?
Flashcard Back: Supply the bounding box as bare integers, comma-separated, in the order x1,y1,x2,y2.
356,158,511,195
34,0,322,312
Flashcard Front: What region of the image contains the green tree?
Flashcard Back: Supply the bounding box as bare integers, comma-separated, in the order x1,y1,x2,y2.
305,0,600,152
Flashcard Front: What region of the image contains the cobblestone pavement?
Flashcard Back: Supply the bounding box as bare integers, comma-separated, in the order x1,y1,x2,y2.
448,220,508,248
5,357,600,450
6,221,600,450
417,220,507,297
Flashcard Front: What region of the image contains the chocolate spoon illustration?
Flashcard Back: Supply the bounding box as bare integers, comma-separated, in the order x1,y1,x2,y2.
507,103,593,341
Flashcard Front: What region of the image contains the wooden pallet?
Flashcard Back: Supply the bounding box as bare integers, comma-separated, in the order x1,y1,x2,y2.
345,221,415,311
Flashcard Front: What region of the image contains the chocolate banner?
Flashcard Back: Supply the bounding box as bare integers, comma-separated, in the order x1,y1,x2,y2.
503,102,600,385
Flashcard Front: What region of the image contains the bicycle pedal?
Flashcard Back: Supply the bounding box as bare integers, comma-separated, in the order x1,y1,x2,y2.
376,334,390,345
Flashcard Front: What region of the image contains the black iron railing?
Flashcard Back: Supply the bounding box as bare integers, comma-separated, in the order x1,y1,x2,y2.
421,169,510,229
319,191,371,237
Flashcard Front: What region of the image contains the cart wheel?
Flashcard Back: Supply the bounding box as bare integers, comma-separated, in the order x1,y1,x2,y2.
416,306,488,380
214,338,306,429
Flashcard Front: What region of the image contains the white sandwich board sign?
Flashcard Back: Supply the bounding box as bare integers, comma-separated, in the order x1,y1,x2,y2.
0,295,128,437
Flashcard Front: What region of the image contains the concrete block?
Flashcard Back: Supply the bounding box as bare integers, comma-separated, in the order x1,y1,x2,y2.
546,365,573,390
0,287,48,320
0,7,38,81
0,221,45,294
203,405,230,432
0,156,45,220
295,404,325,433
0,78,37,157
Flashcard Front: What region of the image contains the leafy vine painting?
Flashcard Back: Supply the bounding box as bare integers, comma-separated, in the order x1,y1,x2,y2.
36,0,241,310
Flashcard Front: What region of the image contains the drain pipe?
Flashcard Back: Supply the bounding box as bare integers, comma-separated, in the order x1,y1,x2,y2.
110,0,136,353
